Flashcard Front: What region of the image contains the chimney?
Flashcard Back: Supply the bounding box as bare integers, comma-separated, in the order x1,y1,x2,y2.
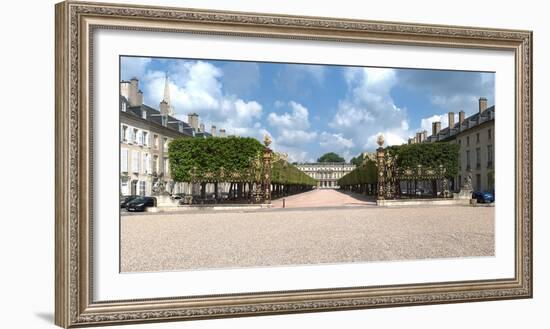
136,90,143,106
128,78,140,106
159,100,169,115
448,112,455,129
459,110,466,125
479,97,488,114
421,130,427,142
432,121,441,136
120,81,130,99
219,129,226,138
415,132,422,143
211,125,217,136
187,113,199,131
199,123,205,133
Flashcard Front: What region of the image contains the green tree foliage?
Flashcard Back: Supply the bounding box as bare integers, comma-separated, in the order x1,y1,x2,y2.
338,159,378,186
317,152,345,163
386,143,459,178
272,156,317,186
350,153,365,166
169,136,264,183
168,137,316,186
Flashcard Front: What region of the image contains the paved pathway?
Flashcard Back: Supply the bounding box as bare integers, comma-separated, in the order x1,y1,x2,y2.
121,205,494,272
271,188,375,208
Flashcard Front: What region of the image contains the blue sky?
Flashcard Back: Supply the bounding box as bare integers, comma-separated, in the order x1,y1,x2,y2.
121,56,494,163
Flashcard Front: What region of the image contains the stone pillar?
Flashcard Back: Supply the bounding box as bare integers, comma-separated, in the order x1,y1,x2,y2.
376,135,385,200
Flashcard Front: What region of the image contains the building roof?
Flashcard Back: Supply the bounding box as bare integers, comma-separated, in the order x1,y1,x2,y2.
121,96,213,137
425,105,495,143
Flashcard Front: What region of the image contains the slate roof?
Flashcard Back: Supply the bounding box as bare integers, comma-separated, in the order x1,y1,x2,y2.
121,96,212,138
426,105,495,142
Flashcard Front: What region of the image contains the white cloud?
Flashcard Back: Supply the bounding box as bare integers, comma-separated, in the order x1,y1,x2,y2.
329,67,411,153
364,130,408,150
277,130,317,146
319,132,355,150
267,101,310,131
420,114,447,133
138,60,265,137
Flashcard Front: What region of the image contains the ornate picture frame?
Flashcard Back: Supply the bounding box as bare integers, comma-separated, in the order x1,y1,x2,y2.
55,1,532,327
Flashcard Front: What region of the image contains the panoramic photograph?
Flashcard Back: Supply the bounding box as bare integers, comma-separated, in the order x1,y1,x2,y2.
118,56,495,273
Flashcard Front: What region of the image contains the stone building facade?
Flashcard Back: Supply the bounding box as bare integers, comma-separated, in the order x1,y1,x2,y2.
409,97,495,192
119,76,220,197
295,163,356,189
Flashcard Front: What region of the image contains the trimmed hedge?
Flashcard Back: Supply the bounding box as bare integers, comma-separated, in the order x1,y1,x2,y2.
338,159,378,186
386,142,459,178
168,136,315,186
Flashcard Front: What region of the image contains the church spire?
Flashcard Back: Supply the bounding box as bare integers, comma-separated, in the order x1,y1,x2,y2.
160,73,174,116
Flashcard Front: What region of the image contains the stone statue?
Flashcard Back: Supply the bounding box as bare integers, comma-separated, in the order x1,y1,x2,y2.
465,170,473,190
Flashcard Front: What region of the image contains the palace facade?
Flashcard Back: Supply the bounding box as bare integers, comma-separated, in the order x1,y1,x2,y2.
295,163,356,189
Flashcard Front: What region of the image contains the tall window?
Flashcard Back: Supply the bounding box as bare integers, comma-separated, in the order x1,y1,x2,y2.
143,131,149,147
143,153,151,174
488,128,492,140
476,147,481,169
487,145,494,168
466,136,470,146
153,135,159,149
131,151,139,173
132,128,138,144
139,181,146,196
121,125,128,142
164,157,169,174
153,155,159,173
466,150,471,170
120,148,128,172
163,138,169,151
137,130,143,145
476,133,480,143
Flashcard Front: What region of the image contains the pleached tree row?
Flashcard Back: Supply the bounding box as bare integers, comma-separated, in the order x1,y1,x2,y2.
337,159,378,194
168,136,315,203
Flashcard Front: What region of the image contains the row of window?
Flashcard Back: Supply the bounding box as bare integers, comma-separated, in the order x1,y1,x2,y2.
120,148,169,175
298,167,355,172
458,128,492,147
306,172,347,179
463,145,494,171
120,125,170,150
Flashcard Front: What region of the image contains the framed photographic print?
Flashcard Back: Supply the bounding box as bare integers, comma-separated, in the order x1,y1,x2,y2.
55,1,532,327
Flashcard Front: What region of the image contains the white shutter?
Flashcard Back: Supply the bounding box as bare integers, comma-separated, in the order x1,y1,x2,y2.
121,148,128,172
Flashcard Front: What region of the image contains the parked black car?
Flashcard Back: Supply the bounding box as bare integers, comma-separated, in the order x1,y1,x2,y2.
120,195,139,208
126,196,157,212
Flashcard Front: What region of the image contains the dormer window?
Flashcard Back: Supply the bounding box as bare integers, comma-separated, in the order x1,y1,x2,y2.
121,101,127,112
142,109,147,119
161,115,168,127
178,122,184,133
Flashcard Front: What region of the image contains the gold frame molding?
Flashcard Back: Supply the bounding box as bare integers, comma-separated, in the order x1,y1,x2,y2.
55,1,533,327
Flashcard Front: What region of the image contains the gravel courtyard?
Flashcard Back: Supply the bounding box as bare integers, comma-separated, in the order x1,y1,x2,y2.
121,205,494,273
